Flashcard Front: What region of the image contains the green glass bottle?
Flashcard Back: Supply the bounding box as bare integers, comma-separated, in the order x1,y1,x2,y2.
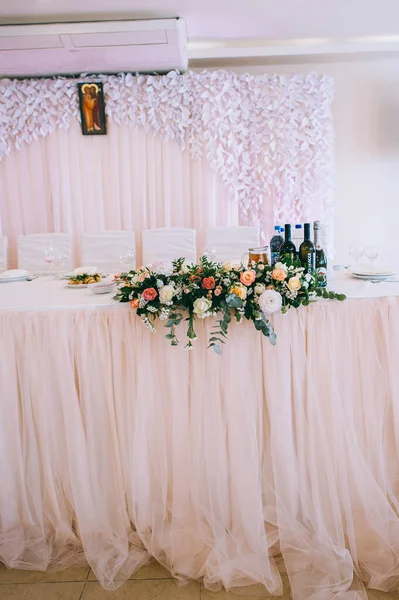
279,224,297,261
313,221,327,287
299,223,315,272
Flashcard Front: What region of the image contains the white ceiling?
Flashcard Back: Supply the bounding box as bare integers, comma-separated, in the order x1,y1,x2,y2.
1,0,398,39
1,0,399,62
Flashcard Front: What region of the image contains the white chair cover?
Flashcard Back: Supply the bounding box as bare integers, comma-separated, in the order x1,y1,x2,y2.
80,231,136,274
142,228,196,266
18,233,73,274
0,237,8,272
205,226,260,263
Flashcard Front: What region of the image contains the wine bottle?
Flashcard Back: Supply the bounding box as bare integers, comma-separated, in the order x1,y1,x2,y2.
270,226,284,266
299,223,315,271
313,221,327,287
293,224,303,252
279,224,297,261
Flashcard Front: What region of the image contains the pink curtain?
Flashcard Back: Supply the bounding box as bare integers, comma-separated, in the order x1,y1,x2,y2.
0,121,237,267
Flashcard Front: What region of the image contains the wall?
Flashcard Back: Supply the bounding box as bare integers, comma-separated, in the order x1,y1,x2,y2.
198,57,399,264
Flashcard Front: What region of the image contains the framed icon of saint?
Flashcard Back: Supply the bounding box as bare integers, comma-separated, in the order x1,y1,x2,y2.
78,82,107,135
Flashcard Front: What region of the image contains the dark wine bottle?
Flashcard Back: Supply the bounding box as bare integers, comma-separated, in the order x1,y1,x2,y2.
313,221,327,287
270,226,284,266
279,224,297,261
299,223,315,271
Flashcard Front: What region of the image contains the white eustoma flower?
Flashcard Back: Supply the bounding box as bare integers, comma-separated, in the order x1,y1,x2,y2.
159,285,175,304
193,297,212,318
258,290,283,315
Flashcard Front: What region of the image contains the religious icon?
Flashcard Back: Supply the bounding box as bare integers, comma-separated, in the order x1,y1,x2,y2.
78,82,107,135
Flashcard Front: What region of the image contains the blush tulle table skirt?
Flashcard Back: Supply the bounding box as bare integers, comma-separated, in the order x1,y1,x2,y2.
1,298,399,599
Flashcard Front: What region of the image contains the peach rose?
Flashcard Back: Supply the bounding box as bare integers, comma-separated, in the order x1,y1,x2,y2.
240,270,256,286
202,276,216,290
214,285,223,296
272,268,287,282
142,287,157,301
130,298,139,309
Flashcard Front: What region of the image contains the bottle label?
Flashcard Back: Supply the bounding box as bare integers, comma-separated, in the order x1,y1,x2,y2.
271,251,279,266
317,267,327,287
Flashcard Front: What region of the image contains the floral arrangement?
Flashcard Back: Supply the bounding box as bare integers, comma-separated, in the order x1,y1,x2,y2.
113,257,345,353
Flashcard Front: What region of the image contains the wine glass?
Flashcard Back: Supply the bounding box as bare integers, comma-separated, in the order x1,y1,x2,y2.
53,252,63,278
203,246,217,262
44,244,56,277
364,245,379,265
349,243,364,266
119,248,135,272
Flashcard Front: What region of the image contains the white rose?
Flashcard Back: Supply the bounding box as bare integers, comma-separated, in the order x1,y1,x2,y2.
258,290,283,315
223,261,234,272
274,262,288,271
193,297,212,318
254,283,266,295
181,263,189,273
159,285,175,304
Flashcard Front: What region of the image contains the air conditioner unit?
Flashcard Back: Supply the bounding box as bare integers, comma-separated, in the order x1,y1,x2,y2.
0,18,187,77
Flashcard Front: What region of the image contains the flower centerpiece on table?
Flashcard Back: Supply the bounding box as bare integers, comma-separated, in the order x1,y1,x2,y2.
114,256,345,353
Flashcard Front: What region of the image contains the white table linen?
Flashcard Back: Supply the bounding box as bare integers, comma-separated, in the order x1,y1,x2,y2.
1,275,399,599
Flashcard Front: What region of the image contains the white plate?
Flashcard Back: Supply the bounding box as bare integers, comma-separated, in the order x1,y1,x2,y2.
352,267,397,277
0,275,30,283
66,282,88,288
352,273,397,281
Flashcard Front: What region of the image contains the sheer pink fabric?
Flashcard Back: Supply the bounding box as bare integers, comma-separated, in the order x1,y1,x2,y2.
0,122,237,268
1,298,399,599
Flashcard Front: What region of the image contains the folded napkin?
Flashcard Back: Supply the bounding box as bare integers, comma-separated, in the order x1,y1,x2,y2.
73,266,98,275
0,269,28,279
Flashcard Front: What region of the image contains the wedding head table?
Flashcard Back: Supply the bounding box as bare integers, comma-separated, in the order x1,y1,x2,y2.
1,272,399,600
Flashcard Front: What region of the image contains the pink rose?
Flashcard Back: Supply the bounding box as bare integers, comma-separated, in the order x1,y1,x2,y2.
214,286,223,296
142,287,157,301
202,276,216,290
240,270,256,286
272,268,287,282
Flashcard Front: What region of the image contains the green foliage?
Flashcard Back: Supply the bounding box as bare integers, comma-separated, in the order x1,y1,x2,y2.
114,255,346,354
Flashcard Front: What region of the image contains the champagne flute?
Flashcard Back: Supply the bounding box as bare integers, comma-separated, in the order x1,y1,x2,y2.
119,248,135,273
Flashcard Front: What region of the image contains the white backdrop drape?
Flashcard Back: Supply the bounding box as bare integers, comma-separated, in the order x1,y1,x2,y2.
0,121,238,268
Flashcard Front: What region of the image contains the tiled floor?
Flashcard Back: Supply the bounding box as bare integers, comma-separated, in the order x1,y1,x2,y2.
0,562,397,599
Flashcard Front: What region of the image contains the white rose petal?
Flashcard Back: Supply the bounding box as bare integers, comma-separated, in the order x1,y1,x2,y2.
193,297,212,318
258,290,283,315
159,285,175,304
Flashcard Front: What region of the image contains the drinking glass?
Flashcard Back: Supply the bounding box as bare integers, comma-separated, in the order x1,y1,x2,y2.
349,243,364,265
364,245,378,265
119,248,135,272
44,244,56,276
203,246,217,262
